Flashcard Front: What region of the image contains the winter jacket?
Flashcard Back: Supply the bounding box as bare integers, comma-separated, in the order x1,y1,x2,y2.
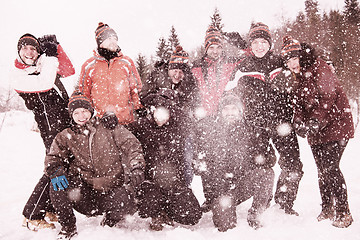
231,51,283,128
141,60,199,114
192,55,242,115
45,117,145,192
128,92,189,190
77,50,142,125
293,58,354,145
12,44,74,150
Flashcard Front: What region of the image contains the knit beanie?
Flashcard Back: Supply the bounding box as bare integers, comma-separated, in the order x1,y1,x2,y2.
204,25,223,53
248,22,272,45
68,92,94,117
95,22,118,47
17,33,41,54
280,36,301,61
168,46,189,70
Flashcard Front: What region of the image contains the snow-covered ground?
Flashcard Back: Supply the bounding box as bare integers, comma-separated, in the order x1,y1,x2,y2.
0,109,359,240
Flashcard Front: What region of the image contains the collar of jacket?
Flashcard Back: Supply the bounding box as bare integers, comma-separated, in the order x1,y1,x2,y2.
93,49,123,62
71,117,101,134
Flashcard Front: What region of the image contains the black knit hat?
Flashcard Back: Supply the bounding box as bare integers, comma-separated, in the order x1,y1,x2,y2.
95,22,118,46
17,33,41,54
248,22,271,45
169,46,189,70
281,36,301,61
205,25,223,53
68,92,94,117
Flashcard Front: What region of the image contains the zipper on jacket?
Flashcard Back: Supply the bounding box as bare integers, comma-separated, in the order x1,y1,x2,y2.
38,93,52,131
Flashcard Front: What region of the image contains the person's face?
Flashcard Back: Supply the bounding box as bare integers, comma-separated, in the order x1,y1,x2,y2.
100,36,118,52
207,44,223,60
19,45,39,65
72,108,92,125
168,69,184,84
287,57,301,73
251,38,270,58
221,104,242,124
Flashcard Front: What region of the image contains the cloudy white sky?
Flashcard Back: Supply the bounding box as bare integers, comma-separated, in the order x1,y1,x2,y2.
0,0,345,77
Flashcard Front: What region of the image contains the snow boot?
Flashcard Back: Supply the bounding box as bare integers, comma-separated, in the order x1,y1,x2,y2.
149,212,174,231
247,208,263,230
22,218,55,231
200,199,212,213
45,212,58,222
57,229,77,240
332,212,353,228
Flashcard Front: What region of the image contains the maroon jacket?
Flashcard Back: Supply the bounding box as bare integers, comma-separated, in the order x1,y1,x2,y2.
293,58,354,145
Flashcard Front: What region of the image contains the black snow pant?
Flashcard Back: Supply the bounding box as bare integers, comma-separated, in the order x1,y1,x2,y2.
50,176,137,232
212,168,274,231
311,140,351,217
137,181,202,225
272,129,303,210
23,174,55,220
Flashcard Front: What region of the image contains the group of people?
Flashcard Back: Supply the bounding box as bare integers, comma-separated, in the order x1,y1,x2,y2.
11,20,354,239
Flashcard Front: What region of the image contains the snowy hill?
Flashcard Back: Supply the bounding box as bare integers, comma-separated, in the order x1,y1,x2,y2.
0,110,359,240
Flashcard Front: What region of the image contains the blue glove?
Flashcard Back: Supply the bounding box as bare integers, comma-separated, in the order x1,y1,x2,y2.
51,175,69,191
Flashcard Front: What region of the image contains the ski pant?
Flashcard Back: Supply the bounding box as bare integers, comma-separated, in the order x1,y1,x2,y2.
212,168,274,231
311,140,350,216
137,181,202,225
50,176,137,232
272,128,303,210
23,174,55,220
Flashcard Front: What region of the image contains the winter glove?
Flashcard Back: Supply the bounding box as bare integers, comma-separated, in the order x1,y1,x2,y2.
293,120,309,138
38,35,59,57
51,175,69,191
101,111,118,130
129,168,145,188
223,32,247,49
307,119,320,135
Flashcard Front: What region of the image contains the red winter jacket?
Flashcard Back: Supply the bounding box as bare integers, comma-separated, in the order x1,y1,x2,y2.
78,50,142,125
293,58,354,145
191,55,242,115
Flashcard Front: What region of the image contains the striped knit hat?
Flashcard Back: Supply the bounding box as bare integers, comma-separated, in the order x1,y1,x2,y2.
95,22,118,46
17,33,41,54
68,92,94,117
248,22,271,45
281,36,301,61
169,46,189,70
204,25,223,53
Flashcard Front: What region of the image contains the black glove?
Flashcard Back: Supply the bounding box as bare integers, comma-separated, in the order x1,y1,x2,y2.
224,32,247,49
293,121,308,138
101,111,118,129
129,168,145,188
38,35,59,57
307,119,320,135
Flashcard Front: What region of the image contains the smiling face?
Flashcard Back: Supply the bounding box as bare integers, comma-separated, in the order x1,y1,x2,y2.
72,108,92,125
168,69,184,84
251,38,270,58
287,57,301,73
19,45,39,65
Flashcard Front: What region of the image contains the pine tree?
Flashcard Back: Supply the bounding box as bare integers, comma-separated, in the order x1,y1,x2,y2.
135,53,149,83
344,0,360,25
155,37,172,61
168,26,181,51
304,0,321,44
210,7,224,32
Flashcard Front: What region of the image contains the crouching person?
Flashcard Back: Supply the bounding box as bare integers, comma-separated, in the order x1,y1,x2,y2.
45,92,145,239
129,91,202,231
194,94,275,231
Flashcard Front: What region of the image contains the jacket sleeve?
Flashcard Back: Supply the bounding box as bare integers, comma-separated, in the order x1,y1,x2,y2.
112,125,145,174
77,60,93,100
44,131,72,177
56,44,75,78
125,56,143,110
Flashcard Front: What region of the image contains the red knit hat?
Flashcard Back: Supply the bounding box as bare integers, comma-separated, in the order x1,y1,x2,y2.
169,46,189,70
204,25,223,53
248,22,272,45
281,36,301,61
95,22,118,46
